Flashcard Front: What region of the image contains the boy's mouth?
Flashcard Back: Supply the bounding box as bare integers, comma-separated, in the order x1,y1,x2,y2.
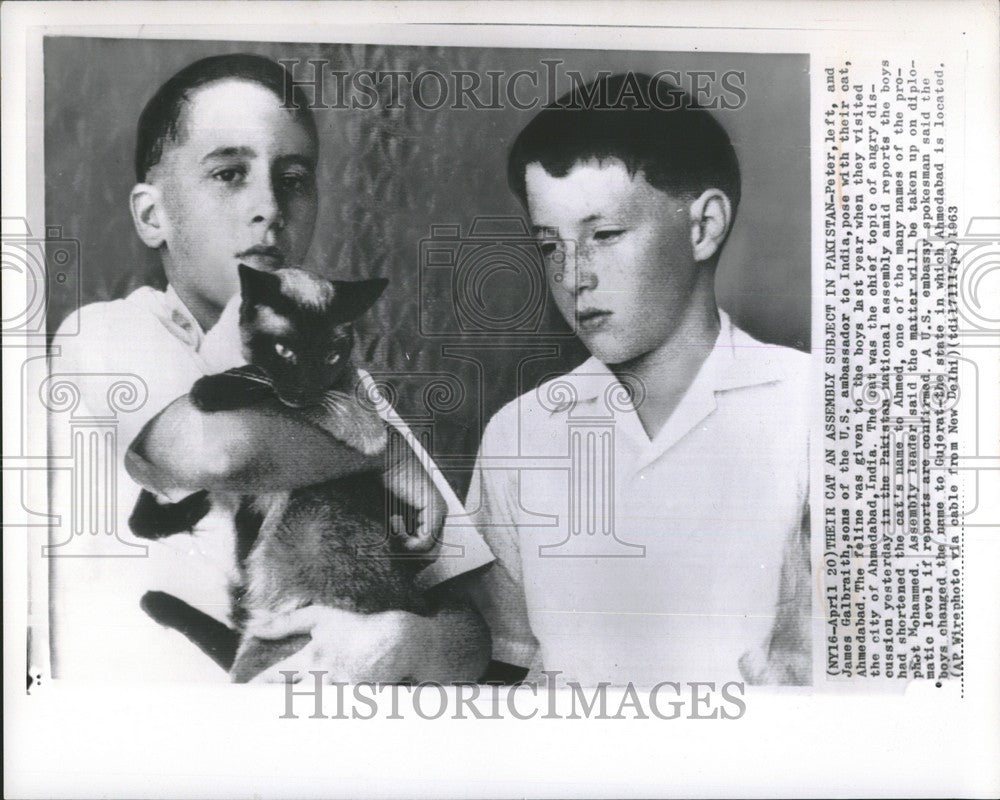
577,308,612,332
237,246,285,271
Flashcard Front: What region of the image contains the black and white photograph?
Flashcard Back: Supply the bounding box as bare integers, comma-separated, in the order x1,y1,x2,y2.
41,37,812,688
4,2,998,798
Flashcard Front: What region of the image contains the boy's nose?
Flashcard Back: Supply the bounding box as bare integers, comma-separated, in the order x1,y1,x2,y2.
250,179,284,231
556,247,597,295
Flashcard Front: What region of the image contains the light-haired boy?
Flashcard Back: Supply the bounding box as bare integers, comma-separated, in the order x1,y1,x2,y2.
49,54,493,681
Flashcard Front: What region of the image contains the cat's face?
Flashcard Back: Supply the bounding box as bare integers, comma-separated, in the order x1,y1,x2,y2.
237,265,387,407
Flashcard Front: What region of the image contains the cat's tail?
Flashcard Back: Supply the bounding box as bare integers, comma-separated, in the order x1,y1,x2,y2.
140,591,239,672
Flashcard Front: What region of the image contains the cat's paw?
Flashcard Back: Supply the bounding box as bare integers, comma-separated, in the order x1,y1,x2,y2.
192,372,273,411
177,489,212,528
129,489,212,539
190,374,240,411
390,512,439,554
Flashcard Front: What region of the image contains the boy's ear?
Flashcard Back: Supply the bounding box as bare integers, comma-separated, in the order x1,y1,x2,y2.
129,183,169,249
238,263,282,303
688,189,733,263
329,278,389,322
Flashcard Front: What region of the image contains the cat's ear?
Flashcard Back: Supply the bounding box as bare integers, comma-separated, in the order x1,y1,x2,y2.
238,264,282,304
329,278,389,322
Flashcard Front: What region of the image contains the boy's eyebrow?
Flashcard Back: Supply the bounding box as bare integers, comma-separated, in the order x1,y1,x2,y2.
199,148,316,170
201,145,256,162
275,153,317,170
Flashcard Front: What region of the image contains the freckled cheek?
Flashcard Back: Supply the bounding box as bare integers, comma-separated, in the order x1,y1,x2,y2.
590,244,647,298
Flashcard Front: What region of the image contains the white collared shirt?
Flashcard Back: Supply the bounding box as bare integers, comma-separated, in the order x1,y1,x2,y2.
48,285,492,681
465,310,811,686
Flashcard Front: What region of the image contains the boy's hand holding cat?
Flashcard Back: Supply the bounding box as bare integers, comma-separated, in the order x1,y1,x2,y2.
384,431,447,555
245,606,441,684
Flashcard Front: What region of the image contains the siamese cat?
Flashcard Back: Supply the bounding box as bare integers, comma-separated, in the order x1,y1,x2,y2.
129,265,439,682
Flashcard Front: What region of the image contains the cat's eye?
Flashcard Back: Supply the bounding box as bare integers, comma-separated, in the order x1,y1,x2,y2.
274,342,296,362
325,352,341,365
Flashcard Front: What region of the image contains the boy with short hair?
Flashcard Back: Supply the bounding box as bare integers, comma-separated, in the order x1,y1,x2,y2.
462,73,812,686
49,54,493,681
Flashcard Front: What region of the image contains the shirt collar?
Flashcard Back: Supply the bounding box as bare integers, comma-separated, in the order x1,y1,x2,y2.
703,309,791,391
541,309,793,460
162,284,206,351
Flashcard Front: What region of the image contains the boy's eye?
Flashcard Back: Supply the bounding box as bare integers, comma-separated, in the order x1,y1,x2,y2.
213,166,246,184
593,228,625,242
274,342,296,362
278,170,313,193
324,351,341,365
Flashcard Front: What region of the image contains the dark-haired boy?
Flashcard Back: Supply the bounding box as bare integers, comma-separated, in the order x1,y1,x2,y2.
460,73,812,686
49,54,493,681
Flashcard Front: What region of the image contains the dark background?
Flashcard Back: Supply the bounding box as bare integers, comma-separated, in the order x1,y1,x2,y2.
45,37,810,497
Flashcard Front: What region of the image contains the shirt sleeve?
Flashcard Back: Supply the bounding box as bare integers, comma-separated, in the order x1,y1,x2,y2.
456,409,540,668
49,300,204,454
46,300,236,680
738,426,813,686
